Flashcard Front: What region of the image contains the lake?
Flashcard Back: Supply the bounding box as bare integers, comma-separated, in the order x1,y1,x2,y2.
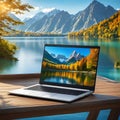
0,37,120,82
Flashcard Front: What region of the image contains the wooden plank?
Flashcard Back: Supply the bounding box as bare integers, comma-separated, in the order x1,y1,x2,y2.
0,94,120,119
87,110,100,120
108,108,120,120
0,73,40,79
0,75,120,119
0,77,120,109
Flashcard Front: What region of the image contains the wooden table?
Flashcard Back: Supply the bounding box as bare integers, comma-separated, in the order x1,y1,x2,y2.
0,74,120,120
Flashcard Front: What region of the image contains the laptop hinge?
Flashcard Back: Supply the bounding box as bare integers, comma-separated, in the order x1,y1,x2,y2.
40,84,90,91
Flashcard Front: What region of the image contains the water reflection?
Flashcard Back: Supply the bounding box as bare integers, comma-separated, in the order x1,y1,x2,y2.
68,37,120,62
1,37,120,82
0,37,78,74
0,59,17,74
41,71,95,87
68,37,120,81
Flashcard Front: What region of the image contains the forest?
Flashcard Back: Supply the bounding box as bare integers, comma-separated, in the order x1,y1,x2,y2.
68,11,120,39
6,31,65,37
42,48,99,72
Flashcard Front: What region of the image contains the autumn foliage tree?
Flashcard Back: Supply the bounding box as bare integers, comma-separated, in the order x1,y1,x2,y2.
68,11,120,39
42,48,99,72
0,0,33,60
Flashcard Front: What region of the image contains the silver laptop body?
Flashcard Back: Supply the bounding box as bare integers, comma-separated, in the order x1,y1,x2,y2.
9,44,100,102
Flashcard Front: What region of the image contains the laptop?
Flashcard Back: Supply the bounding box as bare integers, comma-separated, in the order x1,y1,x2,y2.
9,44,100,102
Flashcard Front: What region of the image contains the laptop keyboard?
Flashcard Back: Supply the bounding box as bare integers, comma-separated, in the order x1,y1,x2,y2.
26,85,86,96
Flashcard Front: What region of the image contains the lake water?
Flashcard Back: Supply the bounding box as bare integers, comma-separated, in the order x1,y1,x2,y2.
1,37,120,82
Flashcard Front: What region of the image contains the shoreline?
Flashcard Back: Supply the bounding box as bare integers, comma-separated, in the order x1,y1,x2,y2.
97,76,120,83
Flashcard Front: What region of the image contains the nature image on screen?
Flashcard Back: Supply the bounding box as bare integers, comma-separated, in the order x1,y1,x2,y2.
0,0,120,83
41,46,99,87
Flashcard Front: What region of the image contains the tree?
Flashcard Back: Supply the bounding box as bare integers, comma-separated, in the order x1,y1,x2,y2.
0,0,33,60
68,11,120,39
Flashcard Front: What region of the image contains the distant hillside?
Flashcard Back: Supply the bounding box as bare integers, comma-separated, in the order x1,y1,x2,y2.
68,11,120,39
43,50,61,64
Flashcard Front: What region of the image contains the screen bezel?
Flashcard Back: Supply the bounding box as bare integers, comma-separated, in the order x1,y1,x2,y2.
40,44,100,91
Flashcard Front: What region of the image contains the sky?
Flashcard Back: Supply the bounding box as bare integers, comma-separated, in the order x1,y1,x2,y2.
16,0,120,20
45,46,90,58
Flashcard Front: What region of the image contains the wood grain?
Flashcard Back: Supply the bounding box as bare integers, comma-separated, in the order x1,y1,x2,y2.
0,75,120,119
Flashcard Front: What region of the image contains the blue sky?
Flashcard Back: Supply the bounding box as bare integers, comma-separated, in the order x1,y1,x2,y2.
45,46,90,58
18,0,120,20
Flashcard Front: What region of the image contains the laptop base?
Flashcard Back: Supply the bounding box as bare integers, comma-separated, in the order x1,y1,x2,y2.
9,84,93,103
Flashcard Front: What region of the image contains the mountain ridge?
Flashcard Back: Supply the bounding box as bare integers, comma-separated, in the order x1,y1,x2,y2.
66,50,84,64
68,10,120,39
13,0,117,33
44,50,84,65
71,0,117,31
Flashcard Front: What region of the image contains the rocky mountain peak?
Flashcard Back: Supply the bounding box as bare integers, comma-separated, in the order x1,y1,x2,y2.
66,50,84,64
47,9,61,17
71,50,77,57
13,1,117,33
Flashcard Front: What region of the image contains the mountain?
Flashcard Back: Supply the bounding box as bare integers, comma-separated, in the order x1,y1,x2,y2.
51,53,56,58
44,50,61,64
26,10,72,33
51,53,67,63
56,54,67,63
16,9,60,31
8,13,22,30
44,49,84,65
66,50,84,64
16,12,46,31
15,0,117,33
9,13,21,21
42,48,99,72
76,53,84,60
71,0,117,31
66,57,76,64
46,9,61,17
68,10,120,39
23,17,31,22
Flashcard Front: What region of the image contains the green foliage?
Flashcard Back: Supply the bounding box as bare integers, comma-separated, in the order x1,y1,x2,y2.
114,61,120,69
68,11,120,39
0,39,17,60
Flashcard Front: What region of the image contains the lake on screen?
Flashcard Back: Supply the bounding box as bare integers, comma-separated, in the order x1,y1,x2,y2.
0,37,120,82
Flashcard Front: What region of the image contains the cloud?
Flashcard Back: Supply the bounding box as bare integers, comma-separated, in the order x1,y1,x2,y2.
13,6,55,20
14,6,41,20
117,8,120,10
41,8,55,13
34,6,40,11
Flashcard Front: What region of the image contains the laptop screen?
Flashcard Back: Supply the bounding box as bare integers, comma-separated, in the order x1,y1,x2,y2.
40,44,100,91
